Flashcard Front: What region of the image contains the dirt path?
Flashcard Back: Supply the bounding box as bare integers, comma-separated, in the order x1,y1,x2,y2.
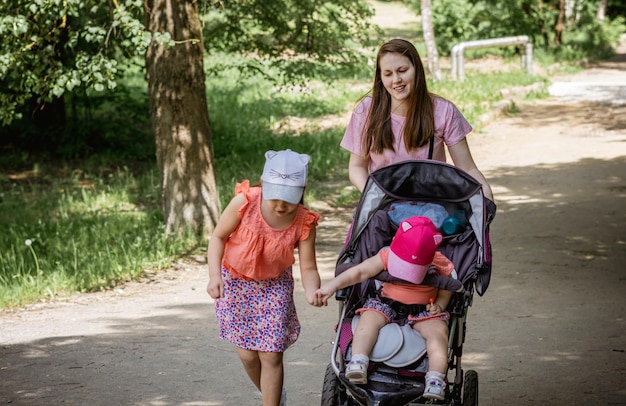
2,40,626,406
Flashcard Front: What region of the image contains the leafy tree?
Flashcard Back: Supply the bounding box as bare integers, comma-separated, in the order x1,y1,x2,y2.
0,0,376,237
0,0,149,127
406,0,624,59
201,0,376,82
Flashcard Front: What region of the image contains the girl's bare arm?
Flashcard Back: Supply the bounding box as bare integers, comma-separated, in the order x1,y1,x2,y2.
206,194,244,299
297,227,322,306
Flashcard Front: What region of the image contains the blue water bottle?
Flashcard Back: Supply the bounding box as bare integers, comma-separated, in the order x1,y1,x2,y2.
441,210,468,235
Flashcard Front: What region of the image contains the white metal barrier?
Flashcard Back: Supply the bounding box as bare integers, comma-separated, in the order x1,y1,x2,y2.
451,35,533,81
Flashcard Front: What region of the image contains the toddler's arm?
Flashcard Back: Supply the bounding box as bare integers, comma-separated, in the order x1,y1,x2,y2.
315,254,383,306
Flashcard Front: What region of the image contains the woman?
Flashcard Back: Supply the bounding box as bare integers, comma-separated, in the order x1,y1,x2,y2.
341,38,494,201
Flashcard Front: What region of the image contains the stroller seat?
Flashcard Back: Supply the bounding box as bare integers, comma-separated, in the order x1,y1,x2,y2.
347,316,427,368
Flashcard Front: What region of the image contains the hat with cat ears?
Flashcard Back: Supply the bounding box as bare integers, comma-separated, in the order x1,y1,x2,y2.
388,216,443,284
261,149,310,204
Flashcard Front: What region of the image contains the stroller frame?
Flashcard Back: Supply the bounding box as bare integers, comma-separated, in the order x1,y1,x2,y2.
321,160,495,406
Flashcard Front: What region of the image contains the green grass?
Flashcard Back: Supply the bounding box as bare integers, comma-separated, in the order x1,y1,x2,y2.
0,165,197,307
0,49,558,309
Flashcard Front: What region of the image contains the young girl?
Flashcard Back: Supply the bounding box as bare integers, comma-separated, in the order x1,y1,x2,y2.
207,149,324,406
315,216,455,401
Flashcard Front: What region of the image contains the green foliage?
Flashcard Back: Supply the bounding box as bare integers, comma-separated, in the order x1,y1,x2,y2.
0,0,150,126
0,0,378,127
407,0,483,54
2,61,153,160
431,69,549,124
201,0,378,83
204,65,364,207
0,165,198,308
0,59,555,307
406,0,625,61
558,14,625,60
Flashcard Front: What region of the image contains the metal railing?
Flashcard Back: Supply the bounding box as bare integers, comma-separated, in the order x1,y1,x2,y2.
451,35,533,81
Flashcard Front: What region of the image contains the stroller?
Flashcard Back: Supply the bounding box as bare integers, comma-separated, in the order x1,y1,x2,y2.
321,160,496,406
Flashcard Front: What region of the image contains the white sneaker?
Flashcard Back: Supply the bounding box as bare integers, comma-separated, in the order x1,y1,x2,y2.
280,388,287,406
423,376,446,400
345,360,368,384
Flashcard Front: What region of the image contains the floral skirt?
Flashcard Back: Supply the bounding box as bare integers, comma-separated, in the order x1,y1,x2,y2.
215,266,300,352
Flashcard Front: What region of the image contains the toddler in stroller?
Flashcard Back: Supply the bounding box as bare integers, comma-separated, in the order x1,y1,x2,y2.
319,160,495,406
316,216,456,400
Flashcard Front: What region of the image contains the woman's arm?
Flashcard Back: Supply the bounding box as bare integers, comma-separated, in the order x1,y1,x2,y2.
206,194,245,299
348,152,371,193
448,137,494,201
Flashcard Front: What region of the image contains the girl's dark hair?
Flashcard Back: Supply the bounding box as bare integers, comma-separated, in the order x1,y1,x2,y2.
362,38,435,154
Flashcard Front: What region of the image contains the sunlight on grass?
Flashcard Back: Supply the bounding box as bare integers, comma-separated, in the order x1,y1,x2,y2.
0,169,198,308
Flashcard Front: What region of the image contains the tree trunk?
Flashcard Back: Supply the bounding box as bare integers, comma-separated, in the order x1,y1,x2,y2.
144,0,221,238
420,0,442,81
555,0,566,46
596,0,607,21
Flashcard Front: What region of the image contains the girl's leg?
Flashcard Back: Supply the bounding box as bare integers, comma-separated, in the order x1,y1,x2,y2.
412,319,449,373
351,310,388,357
236,347,262,391
258,351,284,406
236,348,284,406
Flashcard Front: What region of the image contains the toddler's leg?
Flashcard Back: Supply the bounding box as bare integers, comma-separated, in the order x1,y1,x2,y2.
346,310,388,384
412,319,449,400
351,310,388,356
411,319,448,373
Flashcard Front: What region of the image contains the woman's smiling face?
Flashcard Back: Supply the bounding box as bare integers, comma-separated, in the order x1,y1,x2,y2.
379,52,415,114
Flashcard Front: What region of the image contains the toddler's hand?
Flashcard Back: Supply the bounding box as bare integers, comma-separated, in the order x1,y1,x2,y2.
310,289,329,307
427,302,442,314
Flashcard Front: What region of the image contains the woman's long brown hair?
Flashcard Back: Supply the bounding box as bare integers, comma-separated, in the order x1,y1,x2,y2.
361,39,435,155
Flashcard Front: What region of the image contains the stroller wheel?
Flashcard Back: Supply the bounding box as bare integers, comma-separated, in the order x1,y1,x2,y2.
462,370,479,406
321,363,352,406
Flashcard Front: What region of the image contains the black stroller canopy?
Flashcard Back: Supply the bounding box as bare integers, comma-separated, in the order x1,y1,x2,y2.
369,160,482,202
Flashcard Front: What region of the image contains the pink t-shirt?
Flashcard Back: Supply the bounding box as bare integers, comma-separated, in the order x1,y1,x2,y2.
222,181,320,281
340,96,472,172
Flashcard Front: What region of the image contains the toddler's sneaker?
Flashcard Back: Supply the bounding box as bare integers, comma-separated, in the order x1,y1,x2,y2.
423,374,446,400
345,360,368,384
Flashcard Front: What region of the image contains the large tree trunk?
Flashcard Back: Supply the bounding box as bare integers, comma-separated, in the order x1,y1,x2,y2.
144,0,220,237
420,0,442,81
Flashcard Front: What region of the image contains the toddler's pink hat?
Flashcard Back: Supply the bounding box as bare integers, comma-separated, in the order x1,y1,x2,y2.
388,216,443,284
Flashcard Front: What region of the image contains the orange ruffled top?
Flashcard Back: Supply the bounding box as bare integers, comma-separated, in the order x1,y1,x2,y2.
222,180,320,281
